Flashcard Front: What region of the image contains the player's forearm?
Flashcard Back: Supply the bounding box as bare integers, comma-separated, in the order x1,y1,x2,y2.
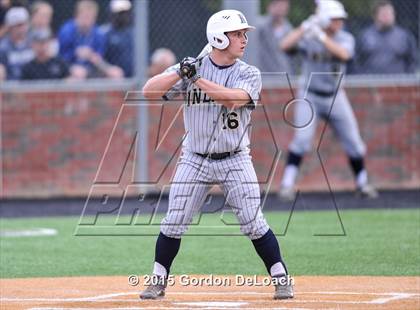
280,27,304,51
142,72,181,100
194,78,250,109
323,38,351,62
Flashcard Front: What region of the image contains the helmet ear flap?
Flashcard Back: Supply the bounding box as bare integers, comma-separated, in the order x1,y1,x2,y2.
209,32,229,49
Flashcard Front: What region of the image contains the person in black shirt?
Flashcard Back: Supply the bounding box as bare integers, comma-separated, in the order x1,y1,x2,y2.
21,28,69,80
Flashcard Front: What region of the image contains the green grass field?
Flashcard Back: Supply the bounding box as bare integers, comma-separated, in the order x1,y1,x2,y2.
1,209,419,278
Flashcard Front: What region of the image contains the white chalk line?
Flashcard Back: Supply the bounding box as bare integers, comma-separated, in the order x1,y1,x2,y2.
2,290,419,309
27,308,311,310
3,290,420,302
0,228,58,237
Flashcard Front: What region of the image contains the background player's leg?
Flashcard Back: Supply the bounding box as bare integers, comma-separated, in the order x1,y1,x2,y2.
280,95,319,200
328,90,377,197
216,152,288,277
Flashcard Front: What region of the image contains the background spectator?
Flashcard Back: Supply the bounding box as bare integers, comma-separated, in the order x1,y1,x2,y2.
148,47,176,77
29,0,59,56
58,0,105,79
355,0,417,74
30,0,52,32
257,0,293,73
1,0,29,39
0,0,11,39
0,6,33,80
103,0,133,77
21,28,69,80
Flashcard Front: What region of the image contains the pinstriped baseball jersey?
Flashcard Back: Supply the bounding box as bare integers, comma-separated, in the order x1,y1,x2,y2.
299,30,354,93
162,55,262,154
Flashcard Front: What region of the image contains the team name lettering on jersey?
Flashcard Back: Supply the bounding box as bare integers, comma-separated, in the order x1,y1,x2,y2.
186,86,215,106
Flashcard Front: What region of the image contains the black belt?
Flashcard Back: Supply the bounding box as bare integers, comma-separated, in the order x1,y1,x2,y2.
195,150,241,160
308,88,335,97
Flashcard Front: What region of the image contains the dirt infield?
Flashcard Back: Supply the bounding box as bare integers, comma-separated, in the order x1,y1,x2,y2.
1,275,419,309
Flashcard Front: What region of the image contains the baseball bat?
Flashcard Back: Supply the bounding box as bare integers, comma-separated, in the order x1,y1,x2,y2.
181,43,213,75
196,43,213,61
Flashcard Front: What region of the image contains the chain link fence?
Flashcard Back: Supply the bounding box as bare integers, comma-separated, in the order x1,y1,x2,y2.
258,0,419,75
0,0,418,83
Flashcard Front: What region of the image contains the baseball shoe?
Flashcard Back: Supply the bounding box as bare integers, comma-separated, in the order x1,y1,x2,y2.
356,184,378,199
273,277,294,300
139,276,166,300
278,186,296,202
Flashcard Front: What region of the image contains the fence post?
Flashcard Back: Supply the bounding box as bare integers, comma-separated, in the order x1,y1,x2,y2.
134,0,149,184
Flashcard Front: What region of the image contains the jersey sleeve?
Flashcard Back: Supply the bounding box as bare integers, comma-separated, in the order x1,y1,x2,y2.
338,32,355,59
161,63,188,101
231,65,262,109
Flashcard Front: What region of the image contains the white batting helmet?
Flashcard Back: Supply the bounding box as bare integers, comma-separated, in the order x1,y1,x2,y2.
206,9,255,50
317,0,347,28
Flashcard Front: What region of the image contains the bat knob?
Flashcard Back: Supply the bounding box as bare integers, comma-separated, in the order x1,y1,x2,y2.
182,67,189,74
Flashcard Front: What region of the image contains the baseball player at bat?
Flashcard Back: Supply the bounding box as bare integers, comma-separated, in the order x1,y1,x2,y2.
140,9,293,300
278,0,378,201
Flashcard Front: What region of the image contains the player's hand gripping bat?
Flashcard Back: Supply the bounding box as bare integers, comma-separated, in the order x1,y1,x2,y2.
178,43,212,81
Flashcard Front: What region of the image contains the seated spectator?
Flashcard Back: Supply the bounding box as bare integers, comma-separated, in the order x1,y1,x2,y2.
148,47,176,77
0,7,33,80
1,0,29,39
103,0,133,77
29,0,52,32
58,0,109,79
29,0,58,55
0,0,11,39
21,29,69,80
356,0,417,74
257,0,293,73
69,47,124,79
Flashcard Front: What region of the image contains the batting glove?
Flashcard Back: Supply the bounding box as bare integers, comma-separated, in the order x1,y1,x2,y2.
177,57,202,82
300,15,320,32
304,24,327,43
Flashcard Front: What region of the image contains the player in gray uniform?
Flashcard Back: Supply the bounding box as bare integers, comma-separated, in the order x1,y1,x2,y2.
278,0,378,201
140,10,293,300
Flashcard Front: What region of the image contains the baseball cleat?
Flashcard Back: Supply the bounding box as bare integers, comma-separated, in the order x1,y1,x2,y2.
140,276,167,300
273,282,294,300
140,283,166,299
356,184,378,199
278,186,296,202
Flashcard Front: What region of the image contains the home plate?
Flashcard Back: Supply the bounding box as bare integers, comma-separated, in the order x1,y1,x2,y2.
174,301,248,308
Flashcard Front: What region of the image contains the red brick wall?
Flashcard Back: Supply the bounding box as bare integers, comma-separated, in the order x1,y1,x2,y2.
2,90,136,198
1,85,419,198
